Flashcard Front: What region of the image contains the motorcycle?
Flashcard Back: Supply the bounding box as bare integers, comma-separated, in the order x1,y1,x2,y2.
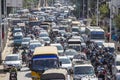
9,71,17,80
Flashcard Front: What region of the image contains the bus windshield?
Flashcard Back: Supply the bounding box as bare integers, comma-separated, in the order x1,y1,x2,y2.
91,32,104,39
32,59,58,70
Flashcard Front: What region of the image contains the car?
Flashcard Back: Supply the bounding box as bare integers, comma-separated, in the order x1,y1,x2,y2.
21,37,31,48
39,32,49,38
41,37,51,44
115,73,120,80
113,55,120,75
73,64,97,80
64,49,78,60
59,56,72,73
50,43,64,55
29,42,42,54
13,32,23,46
13,27,22,33
3,54,22,71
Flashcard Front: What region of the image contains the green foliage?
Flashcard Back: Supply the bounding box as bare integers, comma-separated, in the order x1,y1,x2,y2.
23,0,38,8
115,14,120,29
99,4,109,18
91,15,96,26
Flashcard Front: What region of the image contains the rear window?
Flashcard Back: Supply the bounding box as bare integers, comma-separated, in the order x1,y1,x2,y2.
5,56,19,61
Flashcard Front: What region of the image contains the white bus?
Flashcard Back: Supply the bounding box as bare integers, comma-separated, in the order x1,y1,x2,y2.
85,26,105,43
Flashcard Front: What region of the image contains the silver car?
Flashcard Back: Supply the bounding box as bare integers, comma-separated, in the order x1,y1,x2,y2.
3,54,22,71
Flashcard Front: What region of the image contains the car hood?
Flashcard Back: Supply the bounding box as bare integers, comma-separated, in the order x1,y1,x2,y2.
67,55,74,59
22,42,29,45
116,66,120,70
74,74,96,79
81,77,98,80
58,50,64,53
91,40,105,43
4,61,21,65
61,64,72,68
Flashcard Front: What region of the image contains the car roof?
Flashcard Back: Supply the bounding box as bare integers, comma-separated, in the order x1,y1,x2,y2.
59,56,69,59
6,54,19,57
50,43,62,46
14,32,23,36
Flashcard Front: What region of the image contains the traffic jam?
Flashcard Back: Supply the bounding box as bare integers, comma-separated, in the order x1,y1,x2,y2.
2,1,120,80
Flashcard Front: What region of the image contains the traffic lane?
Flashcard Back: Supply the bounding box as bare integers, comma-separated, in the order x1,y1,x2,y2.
5,65,31,80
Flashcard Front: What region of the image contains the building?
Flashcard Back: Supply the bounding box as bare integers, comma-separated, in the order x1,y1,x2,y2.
111,0,120,14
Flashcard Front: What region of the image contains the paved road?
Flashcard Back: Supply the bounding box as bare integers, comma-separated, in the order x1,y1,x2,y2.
0,65,31,80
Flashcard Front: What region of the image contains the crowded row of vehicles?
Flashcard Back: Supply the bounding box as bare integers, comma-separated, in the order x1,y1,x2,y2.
2,1,120,80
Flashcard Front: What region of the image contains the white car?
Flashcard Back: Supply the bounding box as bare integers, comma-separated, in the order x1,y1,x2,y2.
64,49,78,60
50,43,64,55
59,56,72,73
29,42,42,53
3,54,22,71
21,37,31,48
113,55,120,75
73,64,97,80
41,37,51,44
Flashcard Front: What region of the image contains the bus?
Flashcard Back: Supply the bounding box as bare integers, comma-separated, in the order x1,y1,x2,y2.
85,26,105,43
30,46,59,80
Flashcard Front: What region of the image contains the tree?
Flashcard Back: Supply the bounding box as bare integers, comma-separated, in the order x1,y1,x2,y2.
99,3,109,19
23,0,38,8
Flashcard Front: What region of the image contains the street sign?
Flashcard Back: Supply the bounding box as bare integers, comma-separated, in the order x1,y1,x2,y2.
6,0,23,8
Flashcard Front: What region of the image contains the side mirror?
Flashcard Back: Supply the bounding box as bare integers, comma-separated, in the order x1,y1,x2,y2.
29,60,32,69
59,61,62,66
1,60,5,65
117,47,120,51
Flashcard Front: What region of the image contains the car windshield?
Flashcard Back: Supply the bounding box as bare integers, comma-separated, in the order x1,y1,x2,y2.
43,38,50,41
43,79,64,80
59,58,70,64
56,45,63,50
39,33,48,37
5,56,18,61
23,38,30,42
14,36,22,39
69,46,81,51
29,44,41,49
72,28,79,32
116,61,120,66
32,59,58,70
74,66,94,75
64,50,77,55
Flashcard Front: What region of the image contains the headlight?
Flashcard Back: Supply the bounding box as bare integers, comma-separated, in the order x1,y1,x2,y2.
32,76,40,80
73,78,81,80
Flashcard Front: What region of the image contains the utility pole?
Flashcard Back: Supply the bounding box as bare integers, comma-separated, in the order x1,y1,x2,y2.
83,0,84,19
96,0,99,26
109,0,112,42
0,0,2,62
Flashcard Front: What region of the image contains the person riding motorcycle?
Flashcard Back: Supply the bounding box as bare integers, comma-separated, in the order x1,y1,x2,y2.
9,65,17,80
21,49,27,64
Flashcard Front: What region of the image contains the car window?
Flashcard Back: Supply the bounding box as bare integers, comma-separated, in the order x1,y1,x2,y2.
5,56,19,61
56,45,63,50
74,66,94,75
59,58,70,64
64,50,77,55
116,61,120,66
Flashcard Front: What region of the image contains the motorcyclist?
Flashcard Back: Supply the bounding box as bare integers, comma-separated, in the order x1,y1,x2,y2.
21,49,27,64
9,65,17,80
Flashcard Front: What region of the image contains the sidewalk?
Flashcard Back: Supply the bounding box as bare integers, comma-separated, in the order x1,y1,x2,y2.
0,28,13,80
